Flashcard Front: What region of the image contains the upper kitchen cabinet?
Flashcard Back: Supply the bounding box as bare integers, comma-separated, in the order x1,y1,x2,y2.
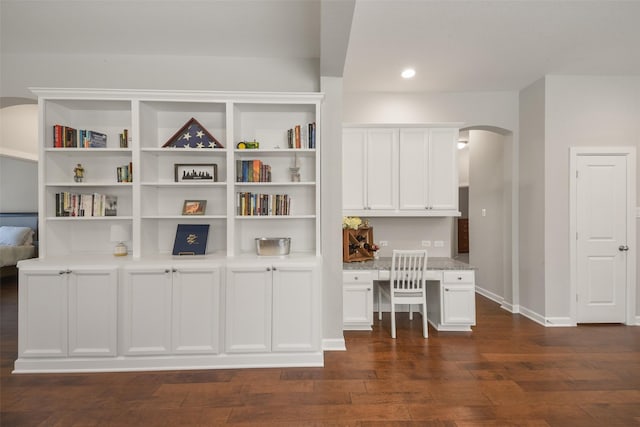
399,128,459,214
342,128,398,214
343,125,460,217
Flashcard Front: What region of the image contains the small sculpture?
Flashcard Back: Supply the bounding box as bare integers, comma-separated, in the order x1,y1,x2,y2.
73,163,85,182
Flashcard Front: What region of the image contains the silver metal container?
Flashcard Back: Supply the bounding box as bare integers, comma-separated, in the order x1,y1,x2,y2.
255,237,291,256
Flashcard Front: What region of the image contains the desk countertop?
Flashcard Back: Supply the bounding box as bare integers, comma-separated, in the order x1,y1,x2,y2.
343,257,475,271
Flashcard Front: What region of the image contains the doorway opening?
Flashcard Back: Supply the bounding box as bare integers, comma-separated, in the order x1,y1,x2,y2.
455,126,515,311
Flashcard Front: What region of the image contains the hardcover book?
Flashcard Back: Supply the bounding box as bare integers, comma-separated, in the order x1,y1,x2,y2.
172,224,209,255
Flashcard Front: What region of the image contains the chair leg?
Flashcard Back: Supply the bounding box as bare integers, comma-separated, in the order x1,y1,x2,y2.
391,302,396,339
422,302,428,338
409,304,413,321
378,284,382,321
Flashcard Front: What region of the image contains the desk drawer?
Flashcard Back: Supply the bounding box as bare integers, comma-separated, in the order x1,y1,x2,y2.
343,271,373,284
377,270,441,281
443,270,475,284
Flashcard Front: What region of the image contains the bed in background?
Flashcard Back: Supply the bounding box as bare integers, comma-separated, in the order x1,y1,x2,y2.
0,212,38,274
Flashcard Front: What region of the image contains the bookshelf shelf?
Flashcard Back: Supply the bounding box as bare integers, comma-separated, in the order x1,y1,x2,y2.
33,89,321,258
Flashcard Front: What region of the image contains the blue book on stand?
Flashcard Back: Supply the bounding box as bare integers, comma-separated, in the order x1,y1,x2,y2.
172,224,209,255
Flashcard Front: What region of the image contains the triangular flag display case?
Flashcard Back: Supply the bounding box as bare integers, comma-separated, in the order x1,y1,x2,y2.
162,117,224,148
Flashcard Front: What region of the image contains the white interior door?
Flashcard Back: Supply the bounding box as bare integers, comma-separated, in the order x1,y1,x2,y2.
576,155,628,323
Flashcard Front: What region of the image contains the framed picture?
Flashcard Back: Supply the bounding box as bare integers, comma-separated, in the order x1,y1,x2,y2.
174,163,218,182
182,200,207,215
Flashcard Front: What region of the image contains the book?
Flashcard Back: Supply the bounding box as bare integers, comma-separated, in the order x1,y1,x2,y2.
89,131,107,148
172,224,209,255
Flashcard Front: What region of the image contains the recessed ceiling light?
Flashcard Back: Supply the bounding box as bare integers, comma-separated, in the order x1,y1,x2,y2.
401,68,416,79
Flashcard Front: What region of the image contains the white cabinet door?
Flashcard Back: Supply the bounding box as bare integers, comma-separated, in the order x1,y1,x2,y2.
342,128,367,210
225,265,272,353
122,267,172,355
342,271,374,330
399,128,429,211
399,128,458,212
172,266,221,354
442,271,476,326
428,128,458,211
343,284,373,329
68,267,118,356
366,129,398,211
18,268,68,358
343,128,398,212
272,264,318,352
442,285,476,324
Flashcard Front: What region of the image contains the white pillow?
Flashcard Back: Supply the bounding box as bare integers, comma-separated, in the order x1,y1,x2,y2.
0,226,34,246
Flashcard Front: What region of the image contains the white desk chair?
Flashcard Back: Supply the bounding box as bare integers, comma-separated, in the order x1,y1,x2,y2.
378,249,428,338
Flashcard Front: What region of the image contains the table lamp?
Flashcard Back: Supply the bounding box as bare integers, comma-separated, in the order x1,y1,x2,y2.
110,224,130,257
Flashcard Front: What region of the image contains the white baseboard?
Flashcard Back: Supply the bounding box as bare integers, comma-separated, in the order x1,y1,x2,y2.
474,286,503,305
544,317,575,327
322,338,346,351
518,305,546,326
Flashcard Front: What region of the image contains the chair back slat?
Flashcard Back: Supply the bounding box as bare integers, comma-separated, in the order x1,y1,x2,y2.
390,249,428,293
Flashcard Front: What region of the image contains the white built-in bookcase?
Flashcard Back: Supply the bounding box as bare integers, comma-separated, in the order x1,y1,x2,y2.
35,89,322,259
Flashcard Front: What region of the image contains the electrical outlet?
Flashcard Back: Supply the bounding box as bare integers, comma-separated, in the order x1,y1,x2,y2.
379,240,388,247
434,240,444,248
421,240,431,247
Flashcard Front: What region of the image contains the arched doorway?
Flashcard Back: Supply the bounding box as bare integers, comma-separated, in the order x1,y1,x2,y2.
457,126,516,312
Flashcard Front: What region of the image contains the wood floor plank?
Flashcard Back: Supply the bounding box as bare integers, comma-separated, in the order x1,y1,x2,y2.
2,273,639,426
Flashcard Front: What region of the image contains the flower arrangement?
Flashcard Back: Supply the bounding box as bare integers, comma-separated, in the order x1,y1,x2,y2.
342,216,362,230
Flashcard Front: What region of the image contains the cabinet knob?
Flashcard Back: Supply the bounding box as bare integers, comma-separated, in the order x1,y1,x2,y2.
457,277,463,280
367,288,371,291
172,268,177,273
66,269,72,274
164,269,171,273
266,267,271,271
59,270,66,275
272,267,277,271
354,276,358,281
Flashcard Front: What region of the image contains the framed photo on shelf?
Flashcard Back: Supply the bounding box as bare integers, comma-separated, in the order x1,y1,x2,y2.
174,163,217,182
182,200,207,215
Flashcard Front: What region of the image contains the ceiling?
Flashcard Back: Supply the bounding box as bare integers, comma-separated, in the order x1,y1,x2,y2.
344,0,640,92
2,0,640,94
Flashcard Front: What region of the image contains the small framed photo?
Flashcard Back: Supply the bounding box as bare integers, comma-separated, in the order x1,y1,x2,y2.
182,200,207,215
175,163,218,182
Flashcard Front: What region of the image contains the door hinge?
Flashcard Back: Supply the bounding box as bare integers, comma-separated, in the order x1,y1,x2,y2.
576,232,578,240
576,170,579,179
576,293,579,302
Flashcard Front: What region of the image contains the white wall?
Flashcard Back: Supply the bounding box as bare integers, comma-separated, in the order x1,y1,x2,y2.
0,156,38,212
544,75,640,320
518,78,547,320
320,76,345,347
1,53,320,100
0,104,38,161
367,217,454,258
468,130,508,302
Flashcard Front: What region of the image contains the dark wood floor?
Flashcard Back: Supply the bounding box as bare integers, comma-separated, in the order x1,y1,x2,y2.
1,273,639,426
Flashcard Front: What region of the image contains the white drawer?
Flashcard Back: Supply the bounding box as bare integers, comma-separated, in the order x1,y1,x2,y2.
443,270,475,284
343,271,373,283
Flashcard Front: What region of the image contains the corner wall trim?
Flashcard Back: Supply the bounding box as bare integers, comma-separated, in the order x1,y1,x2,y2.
322,338,346,351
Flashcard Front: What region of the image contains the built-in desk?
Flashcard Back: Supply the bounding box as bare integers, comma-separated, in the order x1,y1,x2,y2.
343,257,476,332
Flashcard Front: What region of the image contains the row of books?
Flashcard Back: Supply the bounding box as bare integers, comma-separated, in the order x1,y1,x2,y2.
54,192,118,217
287,123,316,149
116,163,133,183
236,160,272,183
53,125,107,148
236,192,290,216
